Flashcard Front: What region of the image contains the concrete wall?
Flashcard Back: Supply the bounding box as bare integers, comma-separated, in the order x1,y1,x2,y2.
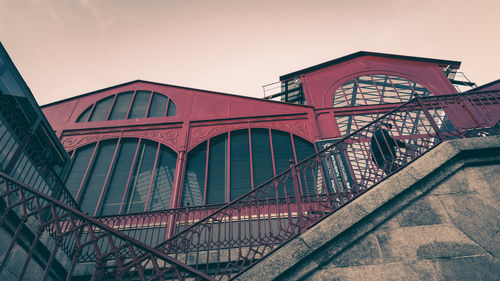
237,136,500,281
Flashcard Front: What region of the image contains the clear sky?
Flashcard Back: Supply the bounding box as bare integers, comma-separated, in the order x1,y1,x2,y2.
1,0,499,105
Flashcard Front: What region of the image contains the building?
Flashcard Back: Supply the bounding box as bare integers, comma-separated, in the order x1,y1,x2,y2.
0,41,499,280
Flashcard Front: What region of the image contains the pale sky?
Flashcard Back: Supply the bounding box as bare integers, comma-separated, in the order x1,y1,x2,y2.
1,0,499,105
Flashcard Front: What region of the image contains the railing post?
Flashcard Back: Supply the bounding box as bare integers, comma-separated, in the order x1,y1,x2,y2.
289,160,304,229
415,95,446,141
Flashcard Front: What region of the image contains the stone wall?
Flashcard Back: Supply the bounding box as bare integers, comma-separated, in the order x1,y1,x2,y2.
237,136,500,281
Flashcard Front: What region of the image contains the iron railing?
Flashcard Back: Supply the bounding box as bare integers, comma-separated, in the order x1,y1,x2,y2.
0,172,215,281
1,90,498,280
95,203,226,248
135,90,499,280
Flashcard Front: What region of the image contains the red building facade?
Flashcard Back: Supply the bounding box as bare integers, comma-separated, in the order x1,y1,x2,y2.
41,51,462,224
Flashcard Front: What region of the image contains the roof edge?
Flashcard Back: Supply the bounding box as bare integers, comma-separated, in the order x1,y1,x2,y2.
279,51,462,81
41,79,314,109
466,79,500,92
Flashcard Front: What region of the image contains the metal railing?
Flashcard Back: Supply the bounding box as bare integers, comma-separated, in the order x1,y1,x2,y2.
1,91,498,280
0,172,215,281
95,203,225,248
140,90,499,280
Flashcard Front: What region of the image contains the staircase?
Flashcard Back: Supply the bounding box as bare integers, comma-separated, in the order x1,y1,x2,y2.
0,90,499,280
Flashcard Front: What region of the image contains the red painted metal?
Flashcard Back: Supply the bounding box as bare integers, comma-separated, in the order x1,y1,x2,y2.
115,91,500,281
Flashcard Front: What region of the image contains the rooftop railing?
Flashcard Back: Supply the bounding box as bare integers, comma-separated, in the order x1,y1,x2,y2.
141,90,499,280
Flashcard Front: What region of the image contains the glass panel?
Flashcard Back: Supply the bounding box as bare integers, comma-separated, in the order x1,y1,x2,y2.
271,130,294,197
206,133,227,204
123,140,157,213
128,91,151,119
148,145,177,211
333,74,431,107
294,135,315,163
77,106,92,122
230,130,251,200
79,139,118,214
99,139,138,216
108,91,134,120
182,141,207,207
0,135,18,170
293,135,316,196
0,122,11,168
251,128,274,187
89,96,114,121
11,154,28,180
65,144,96,198
3,136,18,168
167,100,177,116
147,93,168,118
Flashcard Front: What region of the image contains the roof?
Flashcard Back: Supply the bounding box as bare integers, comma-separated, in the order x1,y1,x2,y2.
0,42,69,165
279,51,462,81
466,79,500,92
41,79,313,109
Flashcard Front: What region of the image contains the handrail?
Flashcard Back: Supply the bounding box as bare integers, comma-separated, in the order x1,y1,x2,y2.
144,90,500,280
0,172,215,280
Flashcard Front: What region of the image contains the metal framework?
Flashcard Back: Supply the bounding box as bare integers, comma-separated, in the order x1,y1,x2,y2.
0,172,215,280
1,91,498,280
136,90,499,280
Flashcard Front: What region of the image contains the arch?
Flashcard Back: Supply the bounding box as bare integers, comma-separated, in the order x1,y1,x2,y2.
331,73,431,108
181,128,316,207
76,90,177,123
327,72,434,136
64,137,177,216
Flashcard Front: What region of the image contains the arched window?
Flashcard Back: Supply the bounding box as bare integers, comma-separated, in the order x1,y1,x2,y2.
64,138,177,216
181,129,316,207
76,90,177,122
333,74,432,135
333,74,430,107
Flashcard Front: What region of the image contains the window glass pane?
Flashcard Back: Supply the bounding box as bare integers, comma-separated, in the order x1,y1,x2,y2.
65,144,96,198
99,139,138,216
148,145,177,211
128,91,151,119
89,96,114,121
3,137,18,168
108,91,134,120
147,93,168,118
182,141,207,207
77,106,92,122
79,139,118,214
294,135,315,162
230,130,251,200
167,100,177,116
251,129,274,187
271,130,294,197
24,165,37,186
0,135,18,170
123,140,157,213
0,122,11,168
11,154,28,180
333,74,431,107
293,135,316,196
206,133,227,204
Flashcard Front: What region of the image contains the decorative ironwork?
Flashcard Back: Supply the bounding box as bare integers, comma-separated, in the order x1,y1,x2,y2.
1,90,498,280
132,90,499,280
0,172,215,280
